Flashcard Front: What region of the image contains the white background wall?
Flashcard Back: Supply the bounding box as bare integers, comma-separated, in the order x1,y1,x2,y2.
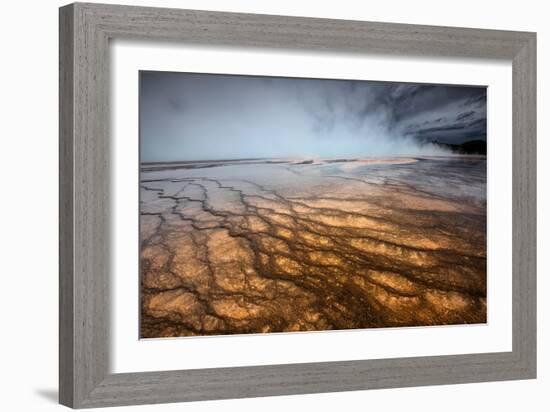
0,0,547,411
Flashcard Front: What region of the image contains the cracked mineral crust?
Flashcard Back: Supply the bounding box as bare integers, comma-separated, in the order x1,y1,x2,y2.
139,156,487,338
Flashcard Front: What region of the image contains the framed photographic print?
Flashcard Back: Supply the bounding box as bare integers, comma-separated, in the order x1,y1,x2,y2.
138,72,489,338
59,2,536,408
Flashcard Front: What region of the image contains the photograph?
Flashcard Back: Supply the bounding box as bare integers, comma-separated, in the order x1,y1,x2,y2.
139,71,487,339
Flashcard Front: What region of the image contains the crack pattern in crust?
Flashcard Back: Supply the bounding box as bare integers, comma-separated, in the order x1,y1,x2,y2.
139,157,487,338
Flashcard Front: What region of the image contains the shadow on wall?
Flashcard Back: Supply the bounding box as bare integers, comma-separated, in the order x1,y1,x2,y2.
35,389,58,404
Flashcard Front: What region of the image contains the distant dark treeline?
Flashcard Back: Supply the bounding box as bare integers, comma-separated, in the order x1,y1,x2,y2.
431,139,487,155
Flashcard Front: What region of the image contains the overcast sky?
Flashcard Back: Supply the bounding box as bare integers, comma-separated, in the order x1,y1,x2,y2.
140,71,486,162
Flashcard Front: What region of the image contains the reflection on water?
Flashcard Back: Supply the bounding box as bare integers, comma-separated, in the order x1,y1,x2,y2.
140,156,487,338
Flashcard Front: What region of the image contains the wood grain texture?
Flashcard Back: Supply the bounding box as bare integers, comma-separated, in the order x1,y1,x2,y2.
59,4,75,407
59,2,537,408
512,35,537,374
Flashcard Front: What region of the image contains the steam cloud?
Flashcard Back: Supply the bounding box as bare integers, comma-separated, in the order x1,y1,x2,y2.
140,72,487,162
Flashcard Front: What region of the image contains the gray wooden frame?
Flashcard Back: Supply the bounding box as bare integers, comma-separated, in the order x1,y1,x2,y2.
59,2,536,408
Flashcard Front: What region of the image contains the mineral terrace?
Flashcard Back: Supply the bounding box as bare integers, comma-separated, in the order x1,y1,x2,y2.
139,157,487,338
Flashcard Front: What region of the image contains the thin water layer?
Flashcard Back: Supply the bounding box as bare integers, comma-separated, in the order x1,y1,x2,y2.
139,156,487,338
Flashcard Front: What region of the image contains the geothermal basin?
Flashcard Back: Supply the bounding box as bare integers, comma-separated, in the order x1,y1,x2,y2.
139,156,487,338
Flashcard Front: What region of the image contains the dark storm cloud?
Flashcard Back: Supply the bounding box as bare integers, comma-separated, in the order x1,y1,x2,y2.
394,86,487,144
140,71,487,162
456,110,476,121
